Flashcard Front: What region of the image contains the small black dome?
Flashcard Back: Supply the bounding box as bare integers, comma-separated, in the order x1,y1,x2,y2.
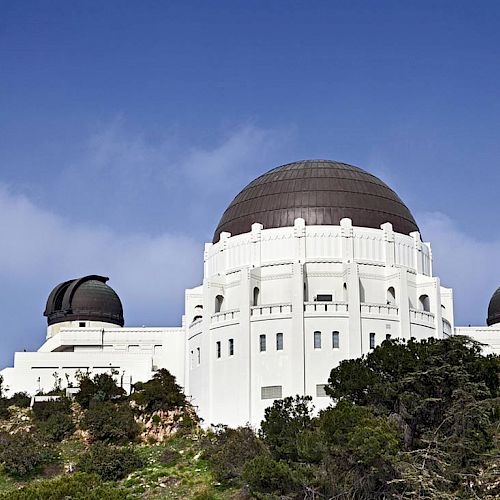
487,287,500,326
213,160,419,243
44,275,124,327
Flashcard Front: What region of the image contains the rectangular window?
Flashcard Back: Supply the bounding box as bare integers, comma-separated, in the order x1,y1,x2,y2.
79,322,86,327
332,331,339,349
276,332,283,351
228,338,234,356
316,384,328,397
259,334,266,352
369,332,376,349
197,347,201,364
314,331,322,349
216,341,221,358
261,385,282,400
315,294,333,302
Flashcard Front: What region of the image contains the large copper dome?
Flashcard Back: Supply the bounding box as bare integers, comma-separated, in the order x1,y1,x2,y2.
487,287,500,326
44,275,124,327
213,160,419,242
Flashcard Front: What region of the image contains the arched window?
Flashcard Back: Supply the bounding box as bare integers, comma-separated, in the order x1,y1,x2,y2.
419,294,430,312
192,315,202,322
276,333,283,350
259,334,266,352
387,287,396,305
314,331,322,349
215,295,224,313
253,287,260,306
332,331,339,349
369,332,376,349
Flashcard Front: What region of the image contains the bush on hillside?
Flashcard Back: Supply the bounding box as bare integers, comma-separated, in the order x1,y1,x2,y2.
8,392,31,408
0,431,57,477
0,472,127,499
38,412,76,442
75,372,125,409
32,397,72,421
78,443,143,481
201,425,265,483
80,401,139,444
130,369,186,412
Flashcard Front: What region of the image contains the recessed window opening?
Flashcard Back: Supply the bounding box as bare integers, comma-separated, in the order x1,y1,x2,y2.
385,333,392,341
315,294,333,302
359,280,365,303
419,294,430,312
332,331,339,349
215,295,224,313
387,287,396,305
276,332,283,350
261,385,282,400
253,287,260,306
314,331,322,349
197,347,201,365
259,334,266,352
79,322,86,328
369,332,376,349
193,315,202,322
343,283,348,301
228,338,234,356
216,341,221,358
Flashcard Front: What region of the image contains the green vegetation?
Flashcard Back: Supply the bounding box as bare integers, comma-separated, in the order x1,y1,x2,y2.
0,338,498,499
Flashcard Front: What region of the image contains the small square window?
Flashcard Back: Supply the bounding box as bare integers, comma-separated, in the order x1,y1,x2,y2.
79,322,86,328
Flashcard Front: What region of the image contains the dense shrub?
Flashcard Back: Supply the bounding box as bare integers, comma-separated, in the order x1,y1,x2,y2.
201,425,265,483
242,453,298,497
78,443,143,481
259,395,314,462
32,398,71,421
0,472,127,499
75,372,125,409
80,401,140,443
38,412,76,442
0,431,57,477
131,369,186,412
8,392,31,408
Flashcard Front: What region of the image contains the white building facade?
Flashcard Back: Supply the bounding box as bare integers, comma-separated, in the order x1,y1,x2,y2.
0,159,497,428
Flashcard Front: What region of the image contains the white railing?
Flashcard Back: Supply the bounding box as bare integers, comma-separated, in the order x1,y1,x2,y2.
304,302,348,314
361,303,399,316
211,309,240,324
251,303,292,317
409,308,435,325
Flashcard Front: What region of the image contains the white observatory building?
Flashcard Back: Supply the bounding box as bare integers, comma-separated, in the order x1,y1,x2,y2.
1,160,499,427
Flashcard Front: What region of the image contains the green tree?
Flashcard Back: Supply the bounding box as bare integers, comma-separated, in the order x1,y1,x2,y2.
75,371,125,409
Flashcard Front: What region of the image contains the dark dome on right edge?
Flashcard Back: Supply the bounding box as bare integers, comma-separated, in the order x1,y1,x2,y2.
487,287,500,326
213,160,419,242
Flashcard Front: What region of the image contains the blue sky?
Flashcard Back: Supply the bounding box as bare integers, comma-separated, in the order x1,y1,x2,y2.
1,1,500,367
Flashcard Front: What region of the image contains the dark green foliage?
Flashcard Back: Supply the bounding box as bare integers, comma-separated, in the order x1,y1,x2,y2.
131,369,186,412
75,372,125,409
201,425,265,483
259,395,314,461
0,472,127,499
80,401,140,443
38,412,76,442
159,448,180,465
242,453,298,497
32,398,71,422
0,431,57,477
78,442,144,481
8,392,31,408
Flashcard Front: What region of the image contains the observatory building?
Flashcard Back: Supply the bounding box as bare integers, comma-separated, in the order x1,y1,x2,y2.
1,160,499,427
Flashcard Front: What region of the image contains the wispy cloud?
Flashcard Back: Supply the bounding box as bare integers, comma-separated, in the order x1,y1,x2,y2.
419,212,500,327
